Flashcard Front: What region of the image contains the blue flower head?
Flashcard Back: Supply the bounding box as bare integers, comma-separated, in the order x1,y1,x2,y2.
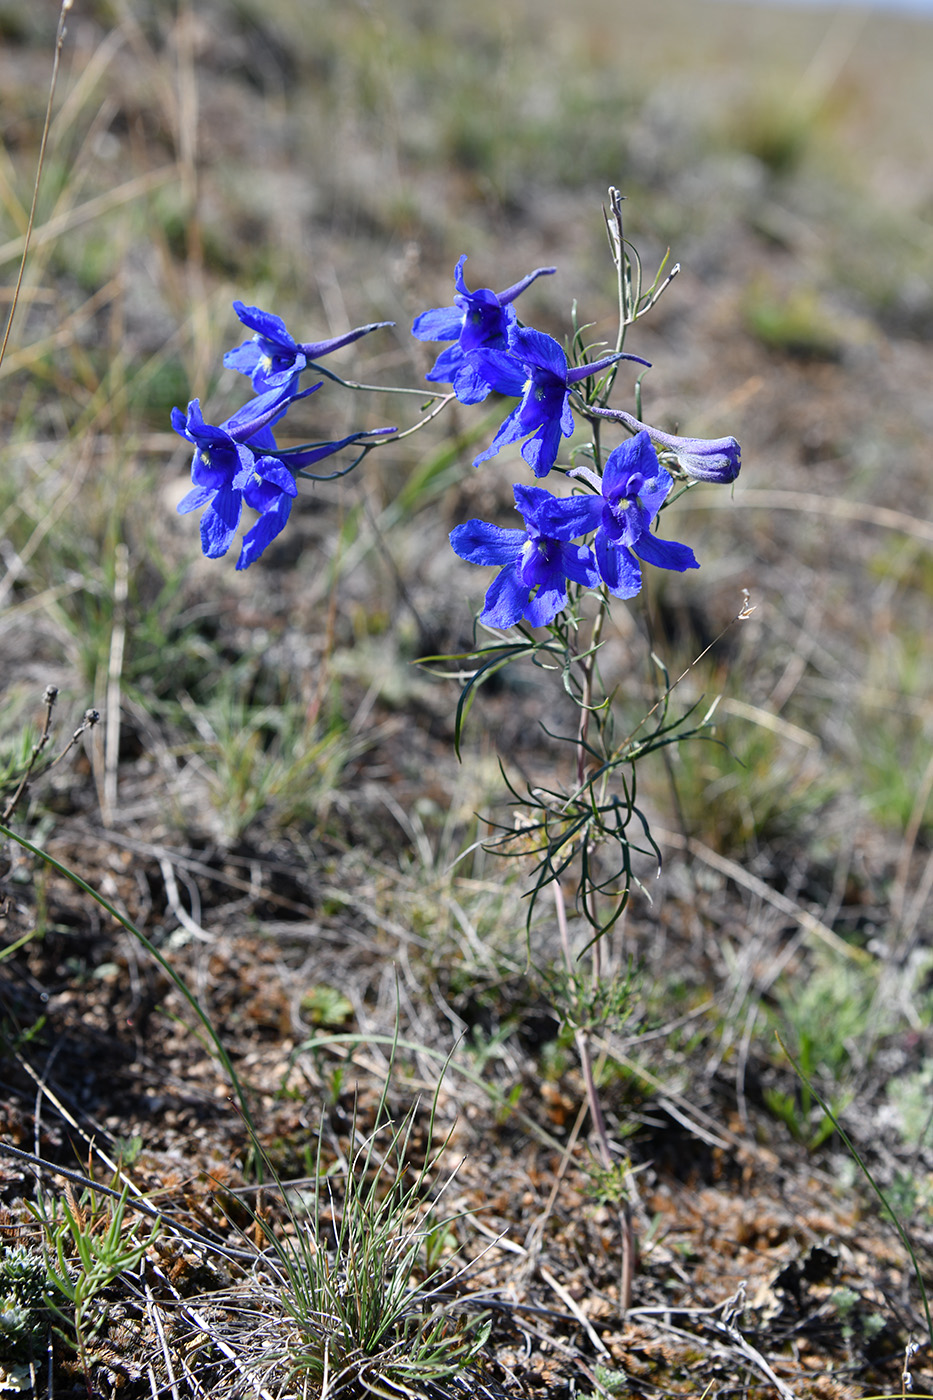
472,327,651,479
173,378,396,569
450,483,599,629
173,389,307,569
411,256,555,405
570,431,699,598
225,301,393,396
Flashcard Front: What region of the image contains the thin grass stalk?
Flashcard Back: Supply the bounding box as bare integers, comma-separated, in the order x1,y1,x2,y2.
0,0,74,373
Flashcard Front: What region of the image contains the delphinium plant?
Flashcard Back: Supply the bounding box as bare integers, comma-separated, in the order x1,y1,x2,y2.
171,188,742,1299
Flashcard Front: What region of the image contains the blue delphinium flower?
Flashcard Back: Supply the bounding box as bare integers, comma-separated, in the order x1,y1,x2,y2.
471,326,650,479
173,384,377,569
450,483,599,628
569,431,699,598
225,301,393,396
172,387,311,563
411,256,555,405
588,407,741,483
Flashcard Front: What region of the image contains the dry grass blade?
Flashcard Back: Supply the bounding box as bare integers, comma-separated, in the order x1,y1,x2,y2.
0,0,73,371
655,827,873,963
694,487,933,545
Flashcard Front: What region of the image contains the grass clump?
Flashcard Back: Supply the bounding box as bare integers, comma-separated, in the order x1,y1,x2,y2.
184,670,362,843
244,1092,490,1400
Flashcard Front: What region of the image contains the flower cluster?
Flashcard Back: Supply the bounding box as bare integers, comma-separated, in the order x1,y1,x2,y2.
412,258,739,628
172,251,739,620
172,303,394,570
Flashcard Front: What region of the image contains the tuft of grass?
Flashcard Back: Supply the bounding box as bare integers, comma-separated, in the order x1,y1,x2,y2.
724,90,817,177
661,706,837,860
242,1089,491,1399
0,1243,48,1376
180,665,364,843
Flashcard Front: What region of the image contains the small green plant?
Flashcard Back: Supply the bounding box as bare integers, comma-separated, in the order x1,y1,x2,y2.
781,1035,933,1347
31,1182,160,1378
185,667,361,842
888,1063,933,1152
764,954,878,1148
249,1086,490,1398
0,1243,48,1376
761,1082,843,1151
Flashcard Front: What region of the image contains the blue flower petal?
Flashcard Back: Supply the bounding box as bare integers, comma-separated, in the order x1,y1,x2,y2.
509,326,567,378
479,565,528,629
200,486,242,559
232,301,297,349
524,583,566,628
450,520,525,567
177,485,215,515
411,307,464,342
515,485,602,541
633,532,699,573
595,534,642,599
235,492,293,570
473,402,527,467
521,414,566,478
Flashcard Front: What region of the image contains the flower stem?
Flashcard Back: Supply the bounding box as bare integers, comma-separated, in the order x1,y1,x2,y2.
552,878,635,1313
575,602,606,789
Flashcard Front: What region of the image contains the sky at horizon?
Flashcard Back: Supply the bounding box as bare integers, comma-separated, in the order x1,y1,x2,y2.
722,0,933,10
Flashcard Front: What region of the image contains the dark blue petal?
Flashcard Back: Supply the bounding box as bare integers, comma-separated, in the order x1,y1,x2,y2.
508,326,567,378
632,532,699,573
479,565,529,629
450,520,525,567
602,433,661,501
496,265,556,306
595,533,642,599
411,306,463,342
189,441,252,490
452,254,471,298
458,295,512,353
468,348,527,398
232,301,298,351
473,403,527,467
524,583,566,628
564,349,651,385
452,357,496,404
424,343,467,385
223,384,319,442
521,415,565,478
236,493,293,570
559,542,600,588
245,457,298,501
300,321,394,359
517,487,602,540
279,426,391,470
200,486,242,559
